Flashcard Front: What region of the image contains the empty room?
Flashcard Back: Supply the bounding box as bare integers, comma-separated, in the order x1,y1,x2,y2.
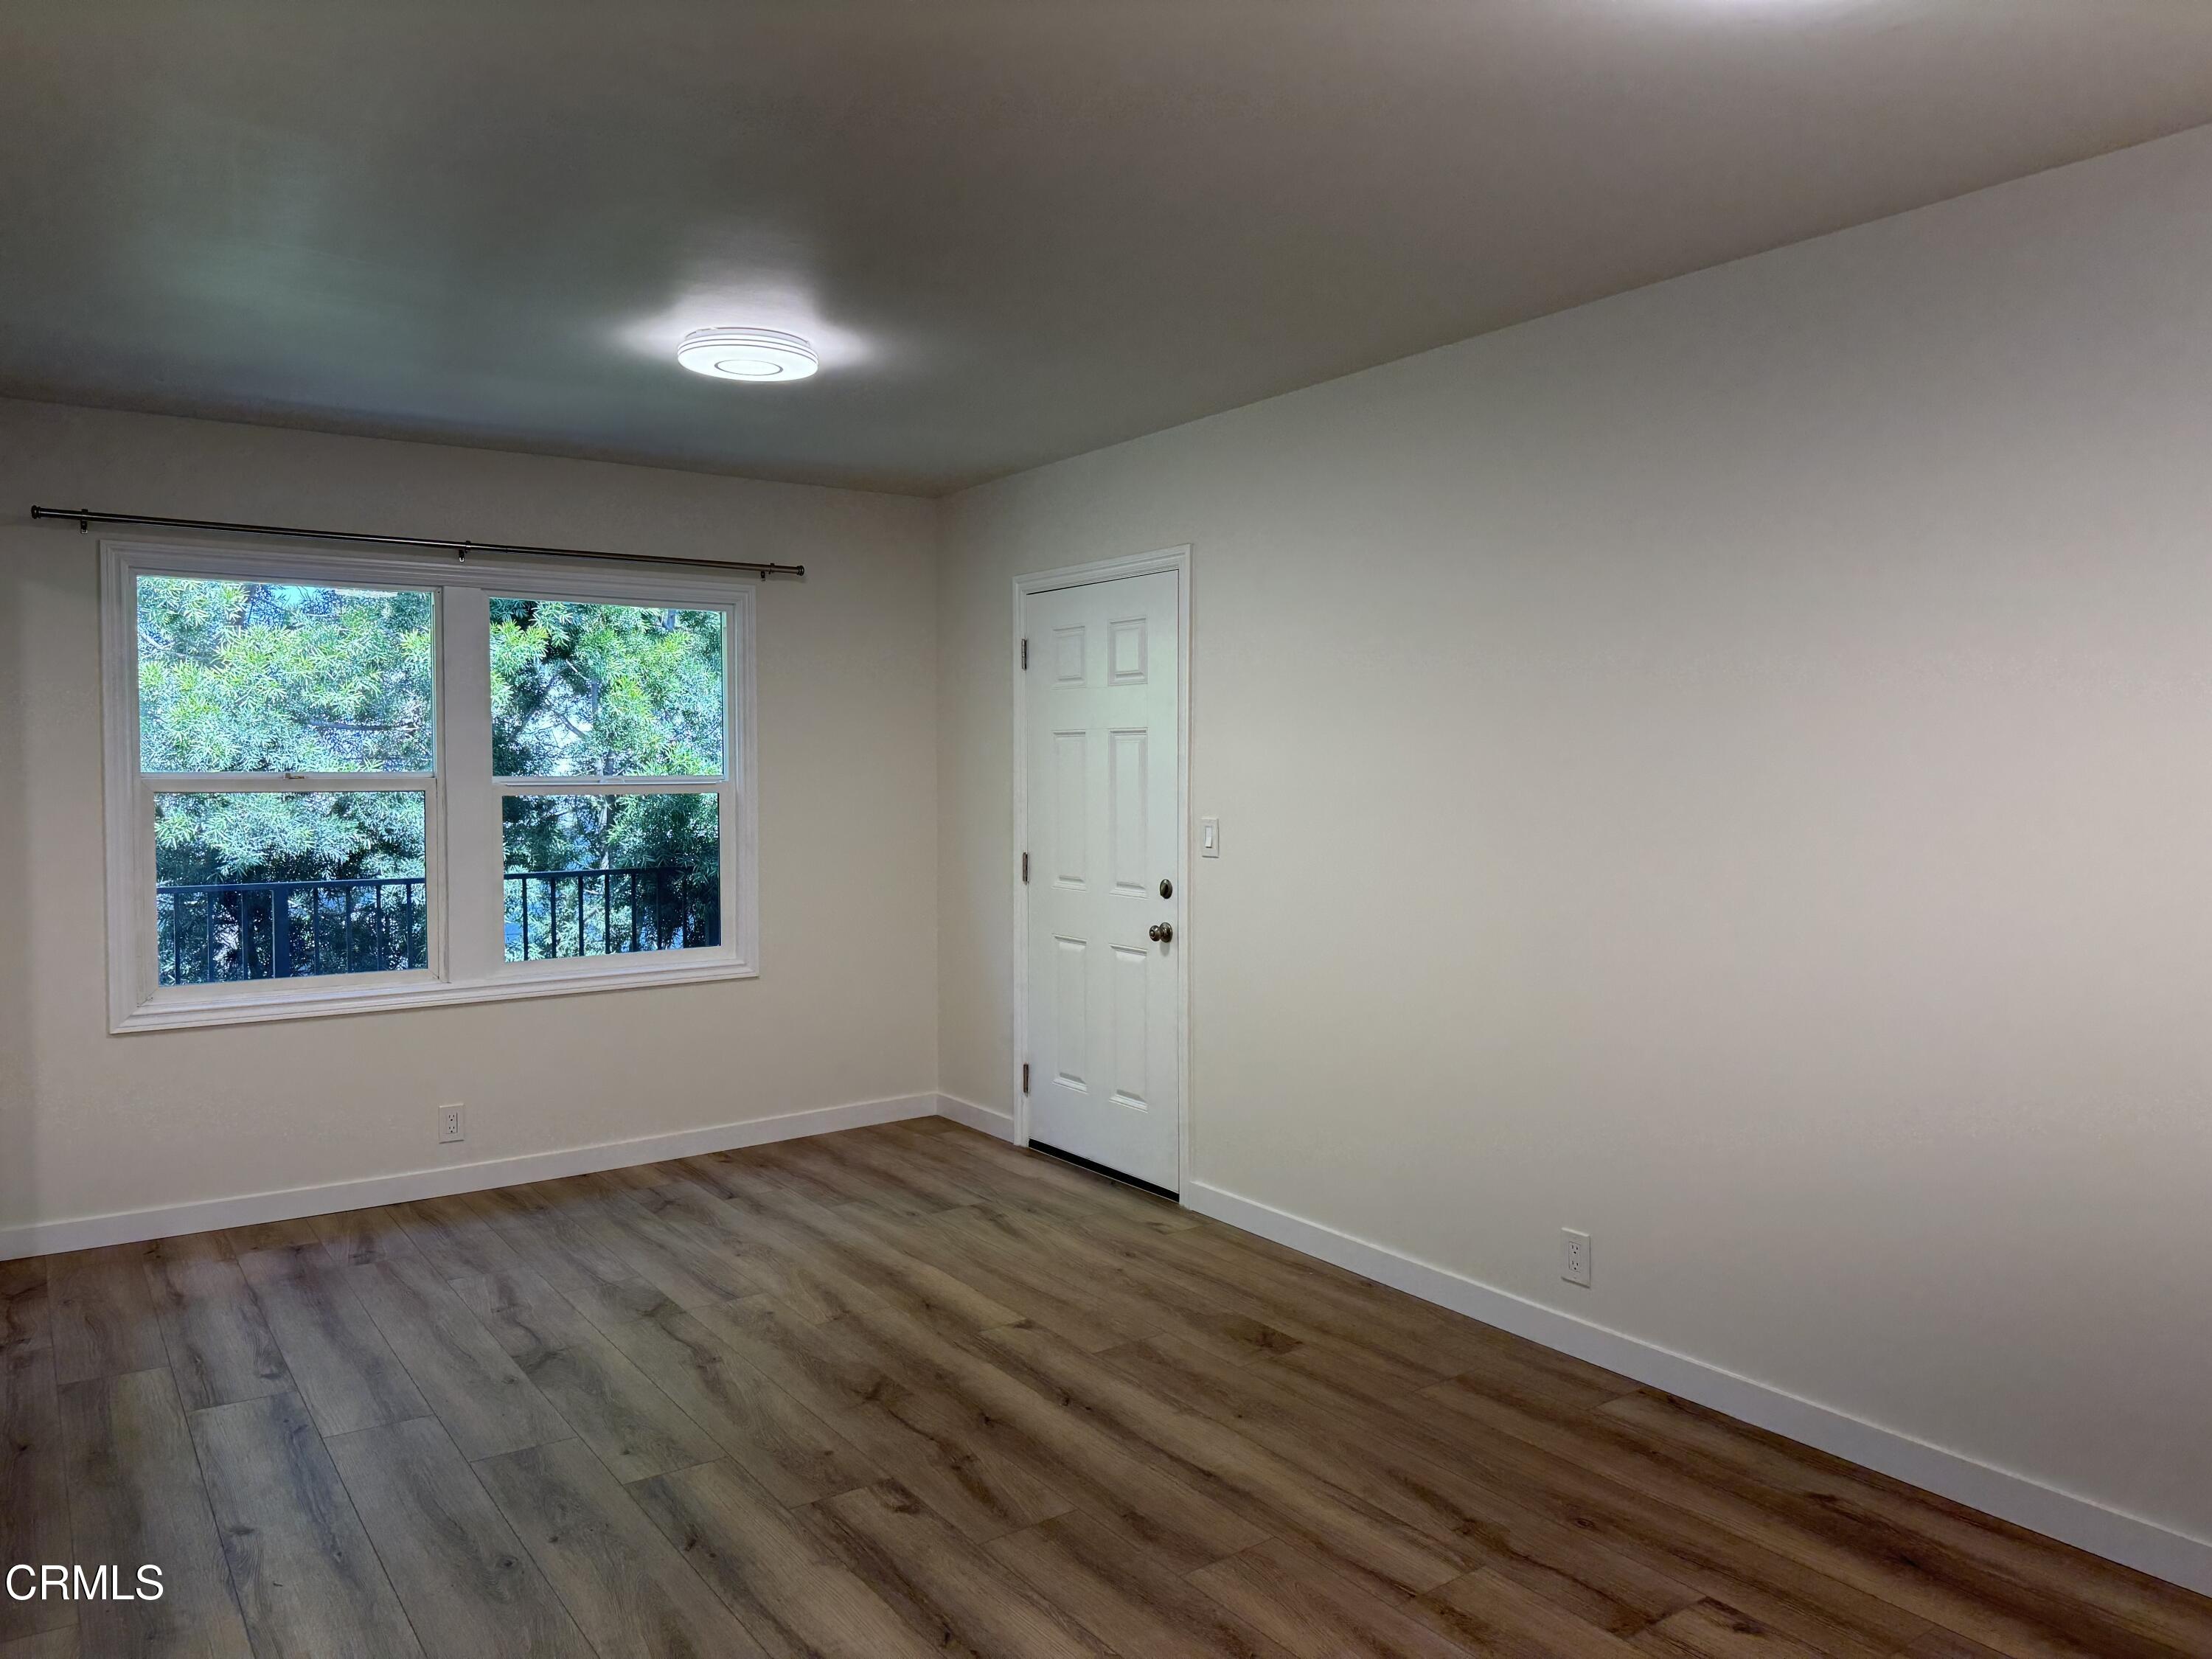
4,4,2212,1656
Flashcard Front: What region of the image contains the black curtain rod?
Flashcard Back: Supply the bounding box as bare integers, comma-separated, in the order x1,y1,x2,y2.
27,506,805,579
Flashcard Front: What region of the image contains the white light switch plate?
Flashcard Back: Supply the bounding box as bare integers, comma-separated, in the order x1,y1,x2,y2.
1200,817,1220,858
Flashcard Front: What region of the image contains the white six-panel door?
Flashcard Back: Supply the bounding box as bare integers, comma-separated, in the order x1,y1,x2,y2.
1023,568,1181,1192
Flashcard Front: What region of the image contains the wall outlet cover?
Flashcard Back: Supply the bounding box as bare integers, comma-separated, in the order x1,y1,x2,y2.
1561,1227,1591,1287
438,1105,465,1144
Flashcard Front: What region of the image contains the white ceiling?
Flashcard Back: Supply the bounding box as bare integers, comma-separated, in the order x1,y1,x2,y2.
5,2,2212,495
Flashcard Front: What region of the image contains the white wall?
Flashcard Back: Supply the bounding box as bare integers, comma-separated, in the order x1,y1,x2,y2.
936,125,2212,1556
0,398,939,1240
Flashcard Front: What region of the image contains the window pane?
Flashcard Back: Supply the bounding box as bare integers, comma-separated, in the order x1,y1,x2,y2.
490,599,724,778
138,577,434,773
153,792,427,984
502,793,720,961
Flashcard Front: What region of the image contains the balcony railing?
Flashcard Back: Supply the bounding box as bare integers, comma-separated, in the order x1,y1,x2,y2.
156,865,714,985
504,864,718,962
158,875,427,986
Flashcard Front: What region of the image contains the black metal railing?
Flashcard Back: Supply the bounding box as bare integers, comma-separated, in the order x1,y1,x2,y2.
505,864,717,962
156,864,715,984
157,875,428,985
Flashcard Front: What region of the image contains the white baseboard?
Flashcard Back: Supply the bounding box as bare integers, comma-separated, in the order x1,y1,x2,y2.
0,1093,938,1262
934,1093,1018,1141
1183,1178,2212,1599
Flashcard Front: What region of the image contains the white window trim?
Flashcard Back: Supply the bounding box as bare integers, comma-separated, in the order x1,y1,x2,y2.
102,537,760,1034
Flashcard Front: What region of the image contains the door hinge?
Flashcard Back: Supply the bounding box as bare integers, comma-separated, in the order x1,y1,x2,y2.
1021,851,1029,883
1020,637,1028,669
1020,1062,1030,1095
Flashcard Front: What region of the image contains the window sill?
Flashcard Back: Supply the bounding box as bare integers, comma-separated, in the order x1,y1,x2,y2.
112,956,759,1034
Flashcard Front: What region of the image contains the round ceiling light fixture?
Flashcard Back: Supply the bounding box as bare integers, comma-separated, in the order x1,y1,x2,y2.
675,327,819,383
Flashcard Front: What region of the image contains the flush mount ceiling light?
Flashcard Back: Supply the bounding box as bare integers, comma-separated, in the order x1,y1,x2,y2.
675,327,819,382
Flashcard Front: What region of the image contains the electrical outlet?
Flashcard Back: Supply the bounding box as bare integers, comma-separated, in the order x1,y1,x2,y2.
438,1104,465,1144
1560,1228,1591,1287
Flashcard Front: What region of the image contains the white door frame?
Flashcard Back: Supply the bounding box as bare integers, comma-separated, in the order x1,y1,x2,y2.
1012,545,1192,1196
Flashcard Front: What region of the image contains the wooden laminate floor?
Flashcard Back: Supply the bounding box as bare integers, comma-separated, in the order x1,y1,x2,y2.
4,1119,2208,1659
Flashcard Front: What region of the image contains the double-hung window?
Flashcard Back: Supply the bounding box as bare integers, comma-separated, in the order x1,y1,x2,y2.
102,539,757,1031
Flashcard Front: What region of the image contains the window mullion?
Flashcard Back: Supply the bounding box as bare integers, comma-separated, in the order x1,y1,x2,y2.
491,776,725,791
439,584,501,983
142,772,438,793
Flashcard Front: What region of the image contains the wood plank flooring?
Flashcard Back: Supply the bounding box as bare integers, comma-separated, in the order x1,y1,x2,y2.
4,1119,2208,1659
